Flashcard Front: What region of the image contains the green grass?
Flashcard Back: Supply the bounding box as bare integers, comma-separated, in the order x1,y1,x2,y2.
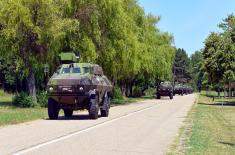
111,96,153,105
200,90,219,97
0,90,48,126
168,93,235,155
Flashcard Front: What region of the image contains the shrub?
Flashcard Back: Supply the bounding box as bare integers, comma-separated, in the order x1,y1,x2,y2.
12,92,37,108
144,88,156,97
132,86,143,97
37,91,48,107
0,89,5,96
113,86,124,99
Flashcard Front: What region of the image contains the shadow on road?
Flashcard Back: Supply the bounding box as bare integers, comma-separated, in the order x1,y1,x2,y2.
198,101,235,107
157,97,173,100
0,101,14,108
45,114,102,121
218,141,235,147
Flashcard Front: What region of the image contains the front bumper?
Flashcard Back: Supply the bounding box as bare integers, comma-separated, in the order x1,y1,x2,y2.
157,90,172,96
174,90,183,94
48,92,89,106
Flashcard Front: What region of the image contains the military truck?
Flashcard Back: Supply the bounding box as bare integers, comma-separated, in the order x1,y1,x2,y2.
156,81,174,99
173,84,184,96
47,53,113,120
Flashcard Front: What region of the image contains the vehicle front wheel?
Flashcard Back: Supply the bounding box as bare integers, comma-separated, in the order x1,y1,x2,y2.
101,95,110,117
48,98,59,120
89,95,99,119
63,109,73,117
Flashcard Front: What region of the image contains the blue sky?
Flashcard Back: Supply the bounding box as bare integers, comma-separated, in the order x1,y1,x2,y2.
139,0,235,55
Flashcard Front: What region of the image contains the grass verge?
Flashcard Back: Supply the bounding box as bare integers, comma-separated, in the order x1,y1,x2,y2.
0,91,47,126
111,96,153,105
168,93,235,155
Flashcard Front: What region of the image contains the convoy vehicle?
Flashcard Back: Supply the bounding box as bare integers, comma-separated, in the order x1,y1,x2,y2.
182,85,193,95
47,53,113,120
156,81,174,99
186,86,193,94
174,84,184,96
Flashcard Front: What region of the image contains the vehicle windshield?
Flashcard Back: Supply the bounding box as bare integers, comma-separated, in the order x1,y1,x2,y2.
161,82,171,86
72,67,81,73
61,67,70,74
83,67,90,74
60,66,85,74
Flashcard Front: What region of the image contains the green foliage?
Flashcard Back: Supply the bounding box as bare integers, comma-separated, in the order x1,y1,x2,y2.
144,88,156,97
132,86,144,97
113,86,123,100
0,0,176,98
12,91,48,108
0,0,79,101
0,90,5,96
13,92,37,108
173,48,191,83
203,14,235,84
37,91,48,107
190,51,204,91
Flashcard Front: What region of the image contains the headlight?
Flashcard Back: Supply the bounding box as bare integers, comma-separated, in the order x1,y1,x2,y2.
79,86,84,91
49,87,54,92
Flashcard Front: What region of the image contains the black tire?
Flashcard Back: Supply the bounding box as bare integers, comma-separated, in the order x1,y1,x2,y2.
48,98,59,120
101,95,110,117
157,94,161,99
170,92,173,99
63,109,73,117
181,91,183,96
89,95,99,119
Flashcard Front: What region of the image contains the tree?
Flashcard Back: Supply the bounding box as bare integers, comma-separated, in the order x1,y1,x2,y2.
173,48,191,83
0,0,176,98
203,14,235,96
70,0,175,96
0,0,79,102
190,50,204,91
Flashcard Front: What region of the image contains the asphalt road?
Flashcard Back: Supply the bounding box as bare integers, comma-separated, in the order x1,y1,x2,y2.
0,94,196,155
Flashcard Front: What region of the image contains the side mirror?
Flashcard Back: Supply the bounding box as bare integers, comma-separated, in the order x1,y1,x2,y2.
75,52,80,59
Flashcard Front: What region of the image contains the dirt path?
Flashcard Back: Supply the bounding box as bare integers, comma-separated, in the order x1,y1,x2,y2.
0,94,196,155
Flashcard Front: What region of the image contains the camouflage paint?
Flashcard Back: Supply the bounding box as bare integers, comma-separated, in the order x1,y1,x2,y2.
47,63,113,110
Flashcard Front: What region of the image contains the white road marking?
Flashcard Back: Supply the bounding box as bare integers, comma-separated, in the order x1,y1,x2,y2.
13,102,160,155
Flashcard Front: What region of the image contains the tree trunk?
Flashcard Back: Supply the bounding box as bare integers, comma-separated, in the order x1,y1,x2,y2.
121,81,126,97
129,82,133,97
27,71,37,103
126,83,130,97
229,81,232,97
206,86,209,96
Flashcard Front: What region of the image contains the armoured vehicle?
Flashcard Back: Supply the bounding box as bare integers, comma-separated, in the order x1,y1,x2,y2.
185,85,193,94
173,84,184,96
156,81,174,99
47,53,113,120
182,85,193,95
